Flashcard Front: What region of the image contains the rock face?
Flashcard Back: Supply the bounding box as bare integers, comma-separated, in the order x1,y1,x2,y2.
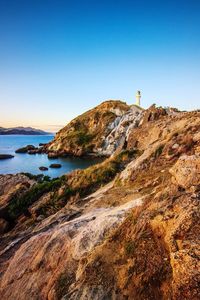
0,174,35,222
46,100,142,156
0,198,143,300
96,105,142,156
0,104,200,300
0,174,35,203
169,154,200,189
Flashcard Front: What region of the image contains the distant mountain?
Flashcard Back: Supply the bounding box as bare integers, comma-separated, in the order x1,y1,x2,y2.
0,126,51,135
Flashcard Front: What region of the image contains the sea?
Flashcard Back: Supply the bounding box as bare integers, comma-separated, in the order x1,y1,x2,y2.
0,135,103,178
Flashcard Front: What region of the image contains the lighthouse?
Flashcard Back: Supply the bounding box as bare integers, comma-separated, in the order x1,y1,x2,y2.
136,90,141,106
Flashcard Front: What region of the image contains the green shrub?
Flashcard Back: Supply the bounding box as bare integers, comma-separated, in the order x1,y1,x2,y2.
10,149,138,221
115,149,137,163
67,130,94,146
8,177,65,220
21,173,51,183
76,131,94,146
36,187,75,217
125,241,135,256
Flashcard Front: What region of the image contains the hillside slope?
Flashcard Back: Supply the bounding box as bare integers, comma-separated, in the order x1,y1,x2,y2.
0,104,199,300
46,100,142,156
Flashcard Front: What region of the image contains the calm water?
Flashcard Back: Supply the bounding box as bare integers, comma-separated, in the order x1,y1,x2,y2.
0,135,103,178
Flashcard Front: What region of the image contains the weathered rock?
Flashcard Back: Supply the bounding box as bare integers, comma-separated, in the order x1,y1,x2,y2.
96,105,142,156
0,154,14,159
0,106,199,300
0,174,36,218
47,100,133,157
0,197,143,300
140,104,167,124
169,154,200,189
121,110,200,181
0,174,35,198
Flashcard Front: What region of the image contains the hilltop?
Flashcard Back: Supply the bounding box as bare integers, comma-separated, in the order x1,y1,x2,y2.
0,102,199,299
46,100,142,156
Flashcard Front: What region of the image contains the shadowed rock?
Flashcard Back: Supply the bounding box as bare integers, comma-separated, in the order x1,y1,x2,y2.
39,166,48,171
15,145,35,153
49,163,62,168
0,154,14,159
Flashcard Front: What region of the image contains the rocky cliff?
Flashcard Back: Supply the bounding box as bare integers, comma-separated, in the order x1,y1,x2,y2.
0,103,199,300
46,100,142,156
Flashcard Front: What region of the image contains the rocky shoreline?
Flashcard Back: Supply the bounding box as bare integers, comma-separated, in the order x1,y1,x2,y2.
0,102,199,300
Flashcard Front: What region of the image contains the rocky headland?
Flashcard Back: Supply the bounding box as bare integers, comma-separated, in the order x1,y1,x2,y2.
16,100,141,157
0,101,199,299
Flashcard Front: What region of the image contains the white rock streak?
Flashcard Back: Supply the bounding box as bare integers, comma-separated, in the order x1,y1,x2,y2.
95,105,142,156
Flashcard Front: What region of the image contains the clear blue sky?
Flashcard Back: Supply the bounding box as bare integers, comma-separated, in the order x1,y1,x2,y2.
0,0,199,132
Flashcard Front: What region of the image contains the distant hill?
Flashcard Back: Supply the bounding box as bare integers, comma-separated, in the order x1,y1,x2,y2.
0,126,51,135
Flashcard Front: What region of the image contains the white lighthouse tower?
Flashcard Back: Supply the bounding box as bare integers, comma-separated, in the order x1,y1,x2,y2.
136,90,141,106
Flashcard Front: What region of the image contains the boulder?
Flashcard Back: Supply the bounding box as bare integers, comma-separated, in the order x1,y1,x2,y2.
141,104,167,124
15,145,35,153
39,166,48,171
27,149,38,155
15,147,27,153
49,163,62,168
0,154,14,160
169,154,200,189
0,174,36,220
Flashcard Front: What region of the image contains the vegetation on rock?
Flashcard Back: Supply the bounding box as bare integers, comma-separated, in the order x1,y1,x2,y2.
46,100,131,156
7,177,65,220
33,149,137,217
